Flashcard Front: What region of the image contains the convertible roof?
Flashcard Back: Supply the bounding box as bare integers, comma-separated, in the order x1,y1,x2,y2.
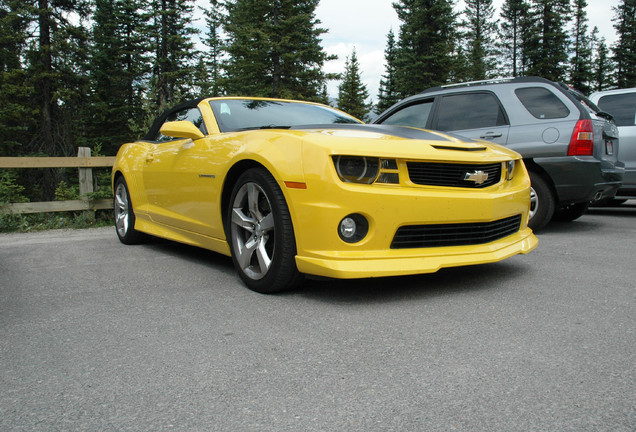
143,98,205,141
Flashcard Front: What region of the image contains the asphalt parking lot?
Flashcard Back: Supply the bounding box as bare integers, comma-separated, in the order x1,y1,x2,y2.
1,202,635,431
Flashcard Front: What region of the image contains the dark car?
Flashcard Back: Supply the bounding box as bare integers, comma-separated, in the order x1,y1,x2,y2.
374,77,623,231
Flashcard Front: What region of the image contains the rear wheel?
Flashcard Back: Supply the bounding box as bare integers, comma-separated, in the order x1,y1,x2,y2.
528,171,555,232
114,176,146,244
227,168,303,293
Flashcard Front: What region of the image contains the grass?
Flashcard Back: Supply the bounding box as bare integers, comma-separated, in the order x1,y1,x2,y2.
0,209,114,233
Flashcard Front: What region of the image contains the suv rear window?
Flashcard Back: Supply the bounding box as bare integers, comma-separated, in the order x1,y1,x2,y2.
515,87,570,119
597,93,636,127
436,93,507,131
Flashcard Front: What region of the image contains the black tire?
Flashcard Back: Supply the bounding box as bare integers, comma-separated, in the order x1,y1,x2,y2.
528,171,555,232
552,202,589,222
226,167,303,293
113,176,146,245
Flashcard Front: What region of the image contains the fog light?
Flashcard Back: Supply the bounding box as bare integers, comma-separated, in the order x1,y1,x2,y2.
338,213,369,243
340,218,356,238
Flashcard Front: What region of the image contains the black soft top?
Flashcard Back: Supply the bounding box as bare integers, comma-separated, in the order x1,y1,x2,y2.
142,98,204,141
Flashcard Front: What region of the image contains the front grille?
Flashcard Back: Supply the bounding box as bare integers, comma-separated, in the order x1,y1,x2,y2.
391,215,522,249
407,161,501,188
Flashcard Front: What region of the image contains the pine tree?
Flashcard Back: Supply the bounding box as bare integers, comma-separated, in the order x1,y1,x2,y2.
196,0,225,97
462,0,499,80
377,29,400,113
222,0,335,101
523,0,572,81
499,0,530,76
149,0,199,110
21,0,91,199
392,0,459,96
591,28,614,91
612,0,636,87
90,0,151,154
569,0,593,93
26,0,91,159
337,48,371,121
0,0,33,156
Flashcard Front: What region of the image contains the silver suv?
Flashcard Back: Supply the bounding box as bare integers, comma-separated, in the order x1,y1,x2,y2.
589,88,636,203
373,77,623,231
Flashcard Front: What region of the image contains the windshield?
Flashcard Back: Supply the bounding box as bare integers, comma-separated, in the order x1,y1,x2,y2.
209,99,362,132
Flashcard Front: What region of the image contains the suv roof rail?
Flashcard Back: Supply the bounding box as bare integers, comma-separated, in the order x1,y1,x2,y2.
418,76,554,95
441,78,515,88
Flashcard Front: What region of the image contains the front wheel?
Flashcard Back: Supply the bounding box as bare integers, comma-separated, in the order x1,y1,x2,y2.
227,168,303,293
528,171,555,232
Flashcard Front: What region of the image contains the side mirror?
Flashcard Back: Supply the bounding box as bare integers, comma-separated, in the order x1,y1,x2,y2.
160,121,205,140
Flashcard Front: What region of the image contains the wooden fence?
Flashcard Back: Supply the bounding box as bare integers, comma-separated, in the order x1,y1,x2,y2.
0,147,115,214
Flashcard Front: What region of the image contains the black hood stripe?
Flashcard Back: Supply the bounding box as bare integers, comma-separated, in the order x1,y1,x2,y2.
289,124,479,143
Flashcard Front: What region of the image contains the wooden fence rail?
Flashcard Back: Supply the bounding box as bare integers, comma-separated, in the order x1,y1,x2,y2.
0,147,116,215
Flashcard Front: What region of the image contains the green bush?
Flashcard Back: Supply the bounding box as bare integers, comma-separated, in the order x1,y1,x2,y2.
54,180,80,201
0,170,29,203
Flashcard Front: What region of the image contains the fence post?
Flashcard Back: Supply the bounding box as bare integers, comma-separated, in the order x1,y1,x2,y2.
77,147,95,221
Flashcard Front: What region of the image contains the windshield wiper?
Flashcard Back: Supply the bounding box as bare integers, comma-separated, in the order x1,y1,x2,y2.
234,125,292,131
259,125,291,129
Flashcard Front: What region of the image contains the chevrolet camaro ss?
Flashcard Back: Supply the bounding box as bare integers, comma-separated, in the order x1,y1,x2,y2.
112,97,538,293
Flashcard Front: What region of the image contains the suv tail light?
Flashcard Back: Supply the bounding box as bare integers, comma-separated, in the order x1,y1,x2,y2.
568,120,594,156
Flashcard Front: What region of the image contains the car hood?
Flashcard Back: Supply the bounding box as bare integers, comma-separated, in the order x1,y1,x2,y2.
286,124,521,162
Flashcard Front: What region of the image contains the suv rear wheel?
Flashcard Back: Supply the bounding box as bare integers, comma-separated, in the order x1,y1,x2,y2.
528,171,555,232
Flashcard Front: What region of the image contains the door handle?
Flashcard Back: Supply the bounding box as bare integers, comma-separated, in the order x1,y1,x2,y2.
480,132,503,139
145,153,154,163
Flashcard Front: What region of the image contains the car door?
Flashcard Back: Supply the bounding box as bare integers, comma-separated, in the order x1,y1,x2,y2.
430,92,510,146
142,107,221,236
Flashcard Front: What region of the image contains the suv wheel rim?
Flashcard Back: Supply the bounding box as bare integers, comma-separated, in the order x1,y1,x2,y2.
529,186,538,220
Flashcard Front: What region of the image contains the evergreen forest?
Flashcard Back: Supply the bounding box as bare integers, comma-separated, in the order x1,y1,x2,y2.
1,0,635,207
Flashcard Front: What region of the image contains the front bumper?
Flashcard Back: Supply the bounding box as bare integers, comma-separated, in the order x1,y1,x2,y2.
284,164,538,279
296,229,537,278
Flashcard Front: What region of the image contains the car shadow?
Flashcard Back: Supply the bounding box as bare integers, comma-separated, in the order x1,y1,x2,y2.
539,219,605,234
586,203,636,218
133,235,534,303
139,236,235,272
291,260,533,304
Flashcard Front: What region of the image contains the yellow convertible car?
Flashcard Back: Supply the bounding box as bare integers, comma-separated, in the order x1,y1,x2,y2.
112,97,538,293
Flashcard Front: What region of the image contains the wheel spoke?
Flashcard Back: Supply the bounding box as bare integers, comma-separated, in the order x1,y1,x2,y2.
255,238,272,273
115,194,126,210
237,236,258,270
231,208,256,232
247,183,262,220
260,213,275,232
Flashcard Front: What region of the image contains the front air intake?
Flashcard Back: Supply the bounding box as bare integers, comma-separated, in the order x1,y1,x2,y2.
391,215,522,249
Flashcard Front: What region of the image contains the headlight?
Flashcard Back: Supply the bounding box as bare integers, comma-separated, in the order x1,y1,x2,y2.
506,160,515,181
334,156,379,184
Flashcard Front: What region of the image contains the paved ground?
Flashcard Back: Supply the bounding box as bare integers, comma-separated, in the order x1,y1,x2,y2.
1,203,635,431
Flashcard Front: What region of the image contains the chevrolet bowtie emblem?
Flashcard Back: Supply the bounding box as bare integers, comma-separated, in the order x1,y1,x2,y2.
464,170,489,184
